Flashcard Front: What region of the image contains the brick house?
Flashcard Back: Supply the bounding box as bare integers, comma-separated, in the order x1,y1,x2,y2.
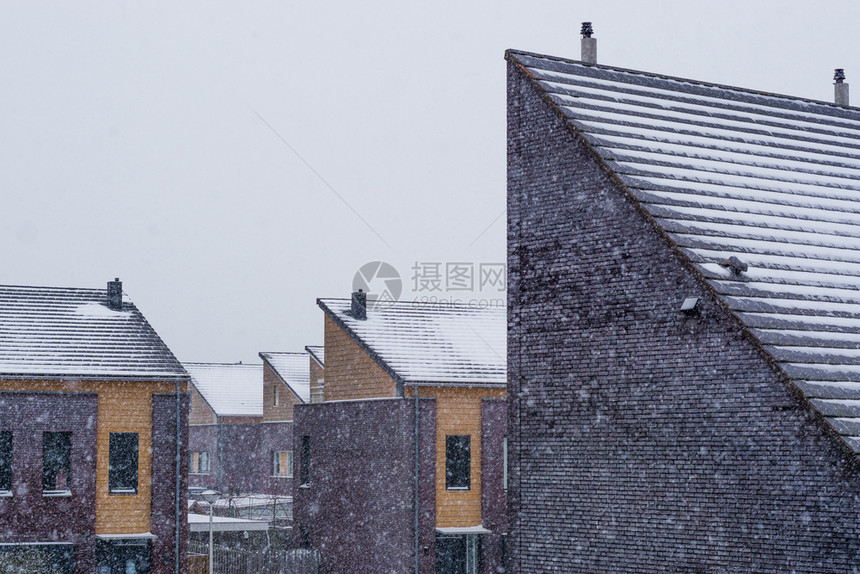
0,280,189,574
507,43,860,572
187,356,308,524
293,293,507,574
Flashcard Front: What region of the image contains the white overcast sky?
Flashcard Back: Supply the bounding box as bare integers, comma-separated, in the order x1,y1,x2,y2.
1,1,857,364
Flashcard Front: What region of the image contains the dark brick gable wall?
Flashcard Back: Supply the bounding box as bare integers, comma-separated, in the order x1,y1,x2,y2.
507,59,860,573
151,392,190,574
0,391,98,573
294,398,437,574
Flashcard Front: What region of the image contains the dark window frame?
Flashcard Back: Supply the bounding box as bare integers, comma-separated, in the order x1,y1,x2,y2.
0,431,11,493
190,450,210,474
446,435,471,490
108,433,139,495
43,431,72,494
299,436,310,486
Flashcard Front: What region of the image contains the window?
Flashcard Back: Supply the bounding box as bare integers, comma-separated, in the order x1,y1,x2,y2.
43,432,71,493
190,451,210,474
503,436,508,491
108,433,138,494
272,451,292,477
273,385,279,407
299,436,310,486
446,435,471,490
0,431,11,493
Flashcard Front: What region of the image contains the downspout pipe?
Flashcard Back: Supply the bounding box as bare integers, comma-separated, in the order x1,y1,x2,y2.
175,381,181,574
413,384,420,574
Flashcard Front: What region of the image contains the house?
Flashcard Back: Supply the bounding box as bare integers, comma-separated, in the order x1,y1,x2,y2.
0,279,189,574
293,293,507,574
186,356,308,527
507,32,860,573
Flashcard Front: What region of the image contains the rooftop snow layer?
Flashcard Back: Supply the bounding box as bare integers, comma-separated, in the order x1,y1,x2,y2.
184,362,263,417
305,345,324,367
509,50,860,453
0,284,186,379
259,352,311,403
318,299,506,386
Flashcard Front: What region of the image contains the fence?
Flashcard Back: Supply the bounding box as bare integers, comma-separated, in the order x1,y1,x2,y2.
188,540,319,574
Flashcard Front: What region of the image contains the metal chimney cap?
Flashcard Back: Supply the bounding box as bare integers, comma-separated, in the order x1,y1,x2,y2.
835,69,846,83
581,22,593,38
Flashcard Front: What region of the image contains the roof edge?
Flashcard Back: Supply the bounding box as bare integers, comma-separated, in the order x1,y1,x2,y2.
0,373,190,382
505,49,858,113
258,352,307,404
316,298,406,394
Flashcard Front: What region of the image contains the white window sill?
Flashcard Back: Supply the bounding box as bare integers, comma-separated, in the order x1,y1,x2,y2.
109,489,137,495
299,484,311,489
271,475,293,479
43,490,72,498
0,490,12,498
189,472,210,476
446,487,470,492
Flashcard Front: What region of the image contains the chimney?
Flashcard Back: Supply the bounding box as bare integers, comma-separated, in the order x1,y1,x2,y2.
835,69,849,106
107,278,123,311
581,22,596,65
351,289,367,320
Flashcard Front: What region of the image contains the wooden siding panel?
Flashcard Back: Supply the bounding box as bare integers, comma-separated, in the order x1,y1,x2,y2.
189,385,216,425
0,378,183,535
262,363,302,422
309,357,324,403
323,315,397,401
407,386,506,528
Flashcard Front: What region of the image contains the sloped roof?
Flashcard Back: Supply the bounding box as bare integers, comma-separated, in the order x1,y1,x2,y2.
0,284,186,379
508,50,860,452
305,345,324,367
259,352,310,403
183,362,263,417
318,298,505,386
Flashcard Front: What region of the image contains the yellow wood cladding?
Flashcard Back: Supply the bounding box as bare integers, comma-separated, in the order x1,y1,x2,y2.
262,363,302,422
0,378,185,535
189,385,216,425
323,315,397,401
309,357,324,404
406,386,506,528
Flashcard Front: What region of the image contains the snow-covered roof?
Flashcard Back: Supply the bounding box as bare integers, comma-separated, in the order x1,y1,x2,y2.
259,352,310,403
509,50,860,453
183,362,263,417
187,513,269,532
317,298,505,386
305,345,324,367
0,284,186,379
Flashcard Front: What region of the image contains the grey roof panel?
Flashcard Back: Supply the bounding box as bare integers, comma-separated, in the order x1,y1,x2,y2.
0,284,186,379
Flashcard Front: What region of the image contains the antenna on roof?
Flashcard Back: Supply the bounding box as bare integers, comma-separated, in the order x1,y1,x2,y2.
581,22,597,65
835,69,849,106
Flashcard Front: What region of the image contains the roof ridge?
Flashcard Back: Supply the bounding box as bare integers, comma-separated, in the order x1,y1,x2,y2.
506,49,860,116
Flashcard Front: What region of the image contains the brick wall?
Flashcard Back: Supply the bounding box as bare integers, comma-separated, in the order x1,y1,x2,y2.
481,398,507,574
0,391,98,573
294,398,436,574
151,392,190,574
188,424,218,491
507,59,860,573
